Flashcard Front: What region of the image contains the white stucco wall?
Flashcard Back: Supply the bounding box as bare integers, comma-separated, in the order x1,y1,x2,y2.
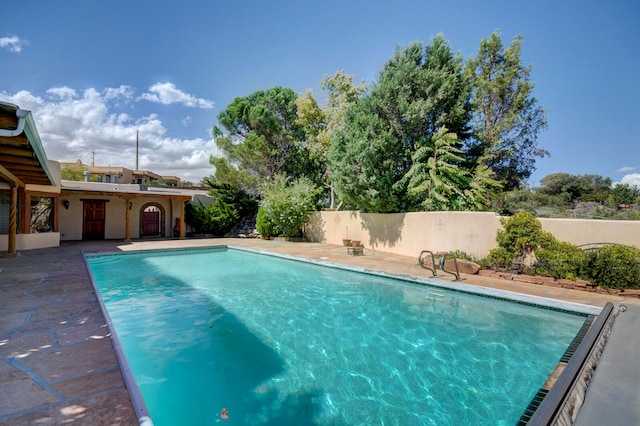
305,211,640,259
305,211,502,259
59,194,180,241
0,232,60,251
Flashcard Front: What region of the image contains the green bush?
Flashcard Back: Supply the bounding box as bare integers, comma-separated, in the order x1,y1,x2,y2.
486,212,555,270
256,206,275,238
484,247,514,269
485,212,584,280
185,200,239,236
258,175,321,238
185,183,258,236
580,245,640,289
495,212,555,253
534,240,585,279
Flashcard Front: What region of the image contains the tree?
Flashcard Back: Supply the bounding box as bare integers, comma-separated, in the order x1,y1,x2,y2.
328,35,471,212
609,183,640,206
329,96,405,212
210,86,321,192
465,31,548,190
403,127,467,210
295,71,366,207
538,173,613,205
295,71,366,165
538,173,583,203
61,165,98,182
403,127,501,211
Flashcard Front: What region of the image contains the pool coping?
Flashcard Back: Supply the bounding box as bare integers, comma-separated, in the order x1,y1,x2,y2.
83,243,604,425
82,251,154,426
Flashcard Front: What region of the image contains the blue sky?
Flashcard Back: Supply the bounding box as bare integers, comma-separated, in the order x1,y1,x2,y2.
1,0,639,186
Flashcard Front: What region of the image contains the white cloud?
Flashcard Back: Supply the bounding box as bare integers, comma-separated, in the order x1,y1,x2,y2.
617,173,640,188
0,85,216,183
139,82,214,109
617,166,635,173
0,35,29,53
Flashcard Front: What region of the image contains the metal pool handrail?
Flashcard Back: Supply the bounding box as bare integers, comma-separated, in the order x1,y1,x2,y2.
418,250,463,280
526,302,616,425
417,250,438,276
439,253,462,281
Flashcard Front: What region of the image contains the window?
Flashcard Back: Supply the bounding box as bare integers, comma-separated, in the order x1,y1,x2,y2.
114,175,119,183
106,175,111,183
0,195,10,233
30,196,54,233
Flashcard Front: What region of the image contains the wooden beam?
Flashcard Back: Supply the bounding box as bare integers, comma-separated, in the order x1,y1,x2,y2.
0,136,30,147
0,145,35,157
0,164,24,188
0,114,19,129
6,163,50,172
0,155,40,166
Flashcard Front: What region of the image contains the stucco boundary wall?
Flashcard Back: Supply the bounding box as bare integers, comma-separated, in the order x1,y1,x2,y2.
304,211,640,260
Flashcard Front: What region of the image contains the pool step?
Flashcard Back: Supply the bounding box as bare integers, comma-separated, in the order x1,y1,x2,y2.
423,288,445,301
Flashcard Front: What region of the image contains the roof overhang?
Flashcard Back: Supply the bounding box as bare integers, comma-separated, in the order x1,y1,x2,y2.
0,102,56,187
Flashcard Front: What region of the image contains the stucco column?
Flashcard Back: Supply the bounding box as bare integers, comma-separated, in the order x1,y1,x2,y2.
8,184,17,254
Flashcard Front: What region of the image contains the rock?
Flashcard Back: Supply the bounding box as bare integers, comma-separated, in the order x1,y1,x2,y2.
443,258,481,275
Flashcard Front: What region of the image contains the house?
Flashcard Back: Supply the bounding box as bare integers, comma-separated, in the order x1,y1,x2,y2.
0,102,60,254
1,101,201,253
59,160,182,186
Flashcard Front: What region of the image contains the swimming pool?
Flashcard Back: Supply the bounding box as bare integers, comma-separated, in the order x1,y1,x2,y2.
86,247,593,425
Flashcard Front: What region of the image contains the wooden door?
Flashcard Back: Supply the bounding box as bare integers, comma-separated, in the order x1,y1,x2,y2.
82,200,106,240
143,210,160,236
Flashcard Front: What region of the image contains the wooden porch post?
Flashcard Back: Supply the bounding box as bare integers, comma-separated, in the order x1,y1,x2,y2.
180,201,186,239
8,184,17,254
124,198,132,242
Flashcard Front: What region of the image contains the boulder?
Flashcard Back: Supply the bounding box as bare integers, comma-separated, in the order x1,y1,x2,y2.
443,258,481,275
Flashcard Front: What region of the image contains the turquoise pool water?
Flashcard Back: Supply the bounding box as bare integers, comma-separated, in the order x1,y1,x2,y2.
87,247,589,425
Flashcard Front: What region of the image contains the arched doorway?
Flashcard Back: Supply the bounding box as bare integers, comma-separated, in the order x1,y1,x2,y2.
139,203,165,237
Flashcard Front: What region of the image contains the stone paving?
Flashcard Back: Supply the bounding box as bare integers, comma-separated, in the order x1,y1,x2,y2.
0,238,637,424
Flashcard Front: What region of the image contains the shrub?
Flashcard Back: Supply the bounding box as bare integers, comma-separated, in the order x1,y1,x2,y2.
256,206,275,238
580,245,640,289
185,200,239,236
258,175,321,238
485,212,585,279
484,247,514,269
185,183,258,236
534,240,585,279
448,250,473,261
495,212,554,253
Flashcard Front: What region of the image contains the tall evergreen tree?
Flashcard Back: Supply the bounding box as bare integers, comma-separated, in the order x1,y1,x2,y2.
465,31,548,190
328,35,471,212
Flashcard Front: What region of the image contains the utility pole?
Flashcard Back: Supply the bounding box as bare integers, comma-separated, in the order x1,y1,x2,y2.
91,151,95,166
136,130,139,170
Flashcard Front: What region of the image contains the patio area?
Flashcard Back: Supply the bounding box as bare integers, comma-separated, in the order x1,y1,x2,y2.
1,238,638,424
